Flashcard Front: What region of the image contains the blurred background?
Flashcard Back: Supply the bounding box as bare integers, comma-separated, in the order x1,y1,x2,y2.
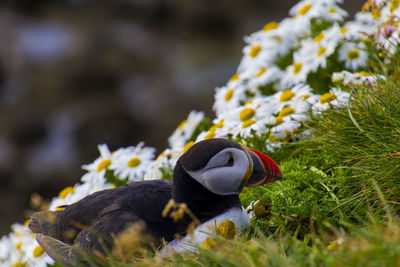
0,0,364,235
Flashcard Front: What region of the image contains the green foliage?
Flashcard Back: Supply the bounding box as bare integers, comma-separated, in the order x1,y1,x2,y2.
306,51,345,95
72,38,400,267
275,49,295,70
309,18,334,39
188,117,213,143
106,170,128,187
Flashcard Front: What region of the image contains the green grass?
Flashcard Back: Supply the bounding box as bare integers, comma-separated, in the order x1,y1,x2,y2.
70,46,400,267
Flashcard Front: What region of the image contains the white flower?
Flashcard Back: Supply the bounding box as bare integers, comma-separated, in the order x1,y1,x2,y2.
49,176,111,211
312,87,350,112
21,236,54,267
281,52,312,87
224,98,277,138
82,144,113,176
110,142,156,182
0,235,11,264
144,148,181,180
322,4,348,21
338,42,368,70
168,111,204,149
247,66,283,90
213,85,246,117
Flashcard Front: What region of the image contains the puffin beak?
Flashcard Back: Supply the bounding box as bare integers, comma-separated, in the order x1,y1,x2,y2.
244,147,282,187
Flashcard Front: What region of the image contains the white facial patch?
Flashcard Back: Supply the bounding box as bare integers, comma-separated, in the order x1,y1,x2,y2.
184,148,250,195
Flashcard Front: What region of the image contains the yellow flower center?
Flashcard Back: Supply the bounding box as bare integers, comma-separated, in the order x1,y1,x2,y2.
244,98,254,105
97,159,111,172
177,120,187,130
215,119,224,128
239,108,256,122
182,141,194,153
278,107,295,117
299,94,310,100
280,90,295,102
242,119,256,128
59,186,74,199
12,263,23,267
16,242,22,250
256,68,267,77
359,71,372,76
320,92,337,104
391,0,399,12
249,45,261,58
204,131,216,140
155,152,164,160
127,157,141,168
293,62,303,74
299,3,312,15
263,21,279,31
317,46,327,57
224,89,234,101
314,33,325,43
328,7,337,13
275,116,284,125
229,73,240,82
347,49,360,60
33,245,45,258
372,9,381,19
340,28,348,34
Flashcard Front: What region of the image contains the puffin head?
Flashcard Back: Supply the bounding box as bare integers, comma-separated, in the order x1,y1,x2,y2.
178,138,282,196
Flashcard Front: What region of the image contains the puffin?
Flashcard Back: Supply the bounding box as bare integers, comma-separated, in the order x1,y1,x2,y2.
28,138,282,265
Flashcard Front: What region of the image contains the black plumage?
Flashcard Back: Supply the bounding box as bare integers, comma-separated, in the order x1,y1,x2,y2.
28,138,280,265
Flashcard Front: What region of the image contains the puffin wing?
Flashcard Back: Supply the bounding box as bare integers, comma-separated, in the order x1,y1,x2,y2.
74,208,157,262
36,233,82,266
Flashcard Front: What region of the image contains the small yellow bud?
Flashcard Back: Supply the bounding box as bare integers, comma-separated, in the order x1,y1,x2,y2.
217,220,237,239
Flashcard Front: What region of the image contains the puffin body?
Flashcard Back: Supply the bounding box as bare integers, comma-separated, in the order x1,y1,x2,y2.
29,138,282,265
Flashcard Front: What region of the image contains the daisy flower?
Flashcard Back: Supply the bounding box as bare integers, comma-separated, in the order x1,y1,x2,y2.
224,97,276,138
49,176,112,211
195,118,227,142
82,144,113,176
312,87,350,112
213,85,246,116
247,66,283,90
0,235,11,265
168,111,204,149
322,4,348,21
144,148,181,180
281,51,312,87
22,236,54,267
110,142,156,182
338,42,368,70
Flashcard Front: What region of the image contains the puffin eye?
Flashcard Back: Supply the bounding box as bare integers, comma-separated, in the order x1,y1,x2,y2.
225,156,234,167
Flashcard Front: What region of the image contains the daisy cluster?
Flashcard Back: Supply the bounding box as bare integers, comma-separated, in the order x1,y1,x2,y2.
2,0,400,265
